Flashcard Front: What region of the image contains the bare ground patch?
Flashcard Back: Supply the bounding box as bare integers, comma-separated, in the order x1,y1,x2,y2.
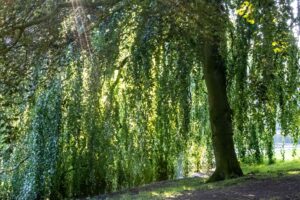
168,175,300,200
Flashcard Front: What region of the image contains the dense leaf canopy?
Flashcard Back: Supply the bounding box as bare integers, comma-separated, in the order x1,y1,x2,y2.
0,0,299,199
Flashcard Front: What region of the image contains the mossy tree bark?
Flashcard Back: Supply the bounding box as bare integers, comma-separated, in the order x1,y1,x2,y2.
201,1,243,182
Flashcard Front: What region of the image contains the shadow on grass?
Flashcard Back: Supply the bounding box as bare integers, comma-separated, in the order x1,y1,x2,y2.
81,160,300,200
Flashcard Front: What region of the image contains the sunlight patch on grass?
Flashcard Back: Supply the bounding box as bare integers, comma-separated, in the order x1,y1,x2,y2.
287,171,300,175
151,191,179,198
107,176,250,200
107,178,205,200
108,159,300,200
242,159,300,175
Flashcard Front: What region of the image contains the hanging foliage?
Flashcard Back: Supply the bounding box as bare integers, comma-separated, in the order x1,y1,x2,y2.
0,0,299,199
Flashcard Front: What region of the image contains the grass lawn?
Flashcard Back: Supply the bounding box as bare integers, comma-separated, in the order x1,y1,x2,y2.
87,159,300,200
242,159,300,176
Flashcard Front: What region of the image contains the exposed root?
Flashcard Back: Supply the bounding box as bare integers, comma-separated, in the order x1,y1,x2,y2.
207,169,243,183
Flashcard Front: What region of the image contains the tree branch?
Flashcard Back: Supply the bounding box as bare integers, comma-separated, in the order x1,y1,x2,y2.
14,0,126,30
0,156,29,175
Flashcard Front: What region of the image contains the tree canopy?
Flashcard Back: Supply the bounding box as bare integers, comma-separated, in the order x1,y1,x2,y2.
0,0,299,199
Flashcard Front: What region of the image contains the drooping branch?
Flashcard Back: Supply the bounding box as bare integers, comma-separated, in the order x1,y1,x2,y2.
14,0,127,29
0,156,29,175
0,0,128,55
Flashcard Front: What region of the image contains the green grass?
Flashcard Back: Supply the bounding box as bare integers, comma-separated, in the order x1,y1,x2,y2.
95,159,300,200
242,159,300,176
105,177,246,200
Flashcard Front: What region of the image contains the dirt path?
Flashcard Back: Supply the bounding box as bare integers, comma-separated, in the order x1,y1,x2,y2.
169,175,300,200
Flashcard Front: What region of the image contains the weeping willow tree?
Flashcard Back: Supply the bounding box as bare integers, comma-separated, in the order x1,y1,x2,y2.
0,0,300,199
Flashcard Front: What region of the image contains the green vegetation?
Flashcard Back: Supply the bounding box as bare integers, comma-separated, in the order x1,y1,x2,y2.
105,178,246,200
242,160,300,176
105,160,300,200
0,0,299,199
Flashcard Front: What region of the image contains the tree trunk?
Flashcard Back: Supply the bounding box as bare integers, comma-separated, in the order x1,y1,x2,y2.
203,0,243,178
200,0,243,182
203,36,243,182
